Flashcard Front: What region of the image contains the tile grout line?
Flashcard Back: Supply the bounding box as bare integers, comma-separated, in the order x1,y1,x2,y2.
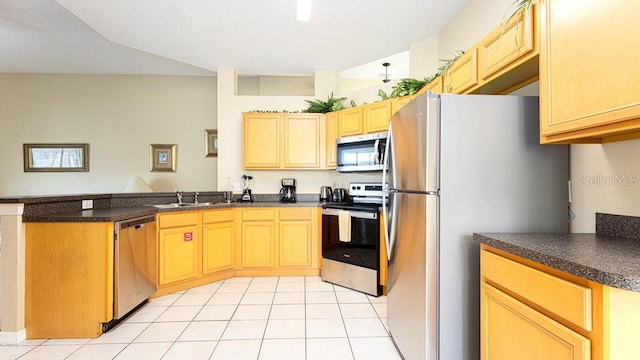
11,276,393,360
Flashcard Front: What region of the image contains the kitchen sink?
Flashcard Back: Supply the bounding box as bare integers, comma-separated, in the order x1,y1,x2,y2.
151,202,214,209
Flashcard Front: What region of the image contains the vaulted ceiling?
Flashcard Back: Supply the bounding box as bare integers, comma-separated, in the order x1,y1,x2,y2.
0,0,468,77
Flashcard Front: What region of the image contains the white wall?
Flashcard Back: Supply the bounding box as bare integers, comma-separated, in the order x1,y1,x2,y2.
569,141,640,232
439,0,516,59
0,74,217,196
409,35,440,79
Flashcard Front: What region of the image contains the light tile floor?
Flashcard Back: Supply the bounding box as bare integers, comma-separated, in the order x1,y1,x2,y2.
1,276,401,360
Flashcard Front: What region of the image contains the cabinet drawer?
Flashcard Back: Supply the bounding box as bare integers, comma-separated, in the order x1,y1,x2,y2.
481,250,592,331
279,208,312,221
202,209,235,224
242,209,276,221
158,212,199,229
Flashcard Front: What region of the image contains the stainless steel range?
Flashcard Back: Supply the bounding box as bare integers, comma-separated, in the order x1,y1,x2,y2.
320,182,385,296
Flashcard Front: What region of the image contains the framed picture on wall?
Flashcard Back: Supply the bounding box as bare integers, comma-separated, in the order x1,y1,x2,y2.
23,143,90,172
205,129,218,157
150,144,177,172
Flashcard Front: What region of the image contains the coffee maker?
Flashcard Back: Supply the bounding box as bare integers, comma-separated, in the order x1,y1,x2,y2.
241,174,254,202
279,178,297,203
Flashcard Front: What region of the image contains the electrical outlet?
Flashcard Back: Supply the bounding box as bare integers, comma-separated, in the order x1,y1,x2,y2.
82,199,93,210
233,182,245,191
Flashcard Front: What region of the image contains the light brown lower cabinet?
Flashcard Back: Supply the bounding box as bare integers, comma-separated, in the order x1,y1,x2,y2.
25,222,115,338
202,209,235,274
157,212,200,285
481,282,590,360
156,207,321,295
481,245,640,360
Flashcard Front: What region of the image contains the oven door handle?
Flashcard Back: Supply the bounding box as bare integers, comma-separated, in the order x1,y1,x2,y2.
322,208,377,220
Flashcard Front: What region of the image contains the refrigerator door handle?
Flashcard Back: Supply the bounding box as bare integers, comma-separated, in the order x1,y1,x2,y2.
382,124,397,261
385,191,399,261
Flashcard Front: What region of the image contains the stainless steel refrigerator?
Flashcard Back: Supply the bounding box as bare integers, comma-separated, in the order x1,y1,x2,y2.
382,93,568,360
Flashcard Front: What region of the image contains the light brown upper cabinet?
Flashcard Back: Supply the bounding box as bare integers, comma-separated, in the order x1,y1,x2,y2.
325,111,338,168
444,48,479,94
479,4,535,81
243,113,322,169
476,2,539,95
422,76,444,94
391,95,413,115
283,114,321,168
243,113,281,169
336,101,392,138
338,107,364,137
363,100,392,134
539,0,640,143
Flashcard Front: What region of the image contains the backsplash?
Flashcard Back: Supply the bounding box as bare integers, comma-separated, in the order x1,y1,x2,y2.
595,213,640,240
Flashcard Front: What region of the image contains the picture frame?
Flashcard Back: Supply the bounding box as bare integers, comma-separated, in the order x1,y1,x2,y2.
205,129,218,158
23,143,90,172
150,144,177,172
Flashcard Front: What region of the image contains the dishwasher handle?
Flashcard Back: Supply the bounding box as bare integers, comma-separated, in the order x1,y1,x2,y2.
114,214,156,231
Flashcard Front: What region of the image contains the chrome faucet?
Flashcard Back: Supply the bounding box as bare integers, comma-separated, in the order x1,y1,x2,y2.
194,192,199,204
176,190,183,204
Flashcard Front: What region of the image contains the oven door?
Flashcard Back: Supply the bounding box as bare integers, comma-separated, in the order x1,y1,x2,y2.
321,208,380,270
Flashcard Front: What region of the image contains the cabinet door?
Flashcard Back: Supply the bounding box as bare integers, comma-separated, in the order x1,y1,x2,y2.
422,76,443,94
339,107,364,137
325,111,338,168
243,113,281,169
481,283,590,360
444,48,478,94
364,100,392,134
539,0,640,143
279,220,312,267
283,114,320,168
202,221,234,274
241,221,275,268
159,225,199,285
391,96,412,115
478,4,534,80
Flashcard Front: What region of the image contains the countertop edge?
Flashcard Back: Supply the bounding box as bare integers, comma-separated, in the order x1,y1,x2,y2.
22,201,323,222
474,233,640,292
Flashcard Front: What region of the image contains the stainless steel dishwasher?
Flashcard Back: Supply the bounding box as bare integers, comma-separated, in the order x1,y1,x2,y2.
107,214,157,330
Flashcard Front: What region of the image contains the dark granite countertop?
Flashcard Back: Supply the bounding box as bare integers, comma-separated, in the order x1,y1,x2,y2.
23,206,158,222
22,201,323,222
474,230,640,292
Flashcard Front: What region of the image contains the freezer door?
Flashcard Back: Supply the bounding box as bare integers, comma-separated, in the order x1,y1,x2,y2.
387,192,438,360
386,92,440,193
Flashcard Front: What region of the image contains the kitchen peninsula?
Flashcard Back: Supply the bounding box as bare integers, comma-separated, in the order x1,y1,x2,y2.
474,213,640,360
3,192,324,339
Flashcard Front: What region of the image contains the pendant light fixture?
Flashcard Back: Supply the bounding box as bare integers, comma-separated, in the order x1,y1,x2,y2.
382,62,390,83
297,0,312,22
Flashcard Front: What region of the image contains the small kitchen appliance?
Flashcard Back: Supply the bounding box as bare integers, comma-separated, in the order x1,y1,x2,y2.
331,187,348,203
336,132,387,172
319,186,332,202
279,178,297,203
240,174,254,202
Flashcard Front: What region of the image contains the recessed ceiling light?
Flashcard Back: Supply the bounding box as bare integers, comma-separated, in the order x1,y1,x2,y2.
297,0,312,22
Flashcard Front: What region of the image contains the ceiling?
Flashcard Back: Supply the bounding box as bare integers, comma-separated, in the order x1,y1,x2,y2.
0,0,468,78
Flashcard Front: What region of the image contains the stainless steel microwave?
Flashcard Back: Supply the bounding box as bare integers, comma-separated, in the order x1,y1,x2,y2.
336,132,387,172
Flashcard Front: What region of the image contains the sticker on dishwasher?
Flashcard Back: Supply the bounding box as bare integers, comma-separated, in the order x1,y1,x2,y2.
183,232,193,242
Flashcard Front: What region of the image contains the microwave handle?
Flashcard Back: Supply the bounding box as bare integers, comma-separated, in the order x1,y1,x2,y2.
373,139,380,165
